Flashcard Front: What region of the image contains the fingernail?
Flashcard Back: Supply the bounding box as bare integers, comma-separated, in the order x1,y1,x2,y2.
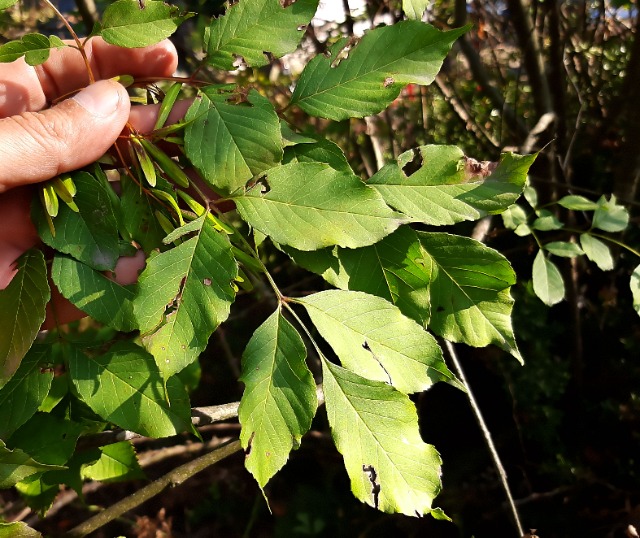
72,80,122,118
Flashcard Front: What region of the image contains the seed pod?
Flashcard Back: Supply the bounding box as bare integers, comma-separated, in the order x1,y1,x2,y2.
131,138,157,187
154,209,176,238
151,188,185,226
154,82,182,131
139,138,190,188
42,182,59,217
38,187,56,236
52,175,79,212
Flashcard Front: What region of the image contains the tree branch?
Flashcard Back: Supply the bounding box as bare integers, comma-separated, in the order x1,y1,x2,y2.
64,439,242,538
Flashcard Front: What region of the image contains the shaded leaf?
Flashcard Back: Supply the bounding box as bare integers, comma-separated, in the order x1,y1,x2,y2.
184,88,283,193
322,360,444,517
69,341,192,438
580,233,614,271
0,522,42,538
532,209,563,231
532,250,565,306
0,346,53,439
299,290,455,393
51,254,136,332
33,171,120,271
100,0,192,48
0,440,64,489
0,249,49,390
290,22,467,120
283,138,353,174
205,0,318,69
369,147,533,225
233,162,401,251
557,194,598,211
134,216,238,379
239,310,317,488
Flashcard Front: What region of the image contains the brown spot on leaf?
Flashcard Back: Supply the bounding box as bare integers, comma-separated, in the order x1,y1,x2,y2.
383,77,394,88
462,155,497,181
203,278,212,286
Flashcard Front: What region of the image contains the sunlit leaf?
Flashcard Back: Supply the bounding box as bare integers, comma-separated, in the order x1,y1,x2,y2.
322,360,444,517
205,0,318,69
532,250,565,306
0,250,49,390
290,22,467,120
68,341,192,438
369,147,533,225
184,88,283,193
580,233,614,271
233,162,402,251
134,216,238,378
592,194,629,232
299,290,456,393
418,232,520,359
403,0,429,19
631,265,640,317
285,226,432,325
543,241,584,258
532,209,563,231
100,0,192,48
557,195,598,211
0,34,65,65
82,442,145,483
239,310,317,488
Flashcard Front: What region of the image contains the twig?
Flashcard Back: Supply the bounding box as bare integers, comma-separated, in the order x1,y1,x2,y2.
444,341,524,537
63,439,242,538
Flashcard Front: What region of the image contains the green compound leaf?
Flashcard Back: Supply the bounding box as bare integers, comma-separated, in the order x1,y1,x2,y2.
134,216,238,379
100,0,193,48
557,194,598,211
592,194,629,233
0,440,65,489
82,441,145,483
285,226,433,325
239,310,317,489
322,360,444,517
69,341,192,438
51,254,136,333
184,88,283,193
631,265,640,317
368,147,534,225
580,233,614,271
33,171,120,271
417,232,521,361
233,162,402,251
0,521,42,538
0,34,65,65
532,250,565,306
0,346,53,439
299,290,456,393
0,249,50,390
205,0,318,70
290,22,467,120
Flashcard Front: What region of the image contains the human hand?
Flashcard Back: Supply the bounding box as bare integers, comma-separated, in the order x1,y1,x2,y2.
0,37,180,326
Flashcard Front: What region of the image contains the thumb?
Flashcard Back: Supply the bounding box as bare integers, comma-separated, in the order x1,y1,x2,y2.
0,79,130,192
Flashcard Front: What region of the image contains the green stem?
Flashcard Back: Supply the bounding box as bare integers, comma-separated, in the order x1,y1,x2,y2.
563,227,640,258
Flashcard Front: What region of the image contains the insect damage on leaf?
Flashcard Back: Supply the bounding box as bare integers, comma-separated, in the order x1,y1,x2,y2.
461,155,497,181
363,464,381,510
330,36,359,68
401,147,424,177
362,341,392,385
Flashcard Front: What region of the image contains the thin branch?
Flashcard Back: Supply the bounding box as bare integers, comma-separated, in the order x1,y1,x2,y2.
444,341,524,538
64,439,242,538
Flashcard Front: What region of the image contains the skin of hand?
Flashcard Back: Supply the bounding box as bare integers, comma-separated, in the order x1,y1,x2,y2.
0,37,187,328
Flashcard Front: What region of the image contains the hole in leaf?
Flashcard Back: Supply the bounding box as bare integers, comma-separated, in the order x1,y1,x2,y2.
383,76,394,88
402,148,423,177
203,278,212,286
362,341,392,384
245,431,255,456
362,464,381,509
330,37,359,68
232,54,248,70
263,51,276,63
297,24,306,31
254,175,270,195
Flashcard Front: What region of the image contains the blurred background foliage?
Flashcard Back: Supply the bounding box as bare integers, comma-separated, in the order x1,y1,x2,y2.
1,0,640,536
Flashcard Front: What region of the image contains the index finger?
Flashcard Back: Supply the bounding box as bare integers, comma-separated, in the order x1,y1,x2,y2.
0,37,178,117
